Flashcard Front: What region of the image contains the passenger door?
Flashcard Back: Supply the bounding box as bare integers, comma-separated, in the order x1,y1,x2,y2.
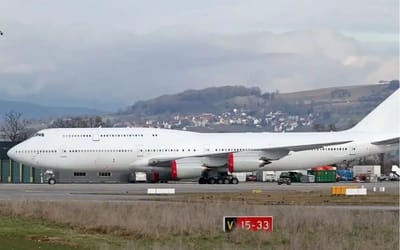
59,146,67,158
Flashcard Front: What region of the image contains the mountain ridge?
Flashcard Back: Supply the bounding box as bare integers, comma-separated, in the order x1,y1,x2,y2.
0,99,104,119
121,81,399,120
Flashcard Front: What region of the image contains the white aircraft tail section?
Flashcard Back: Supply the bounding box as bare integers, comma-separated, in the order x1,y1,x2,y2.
349,89,399,133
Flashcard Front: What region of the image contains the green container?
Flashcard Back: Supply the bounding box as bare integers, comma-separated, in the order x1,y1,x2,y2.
1,159,11,183
22,165,32,183
313,170,336,183
12,161,21,183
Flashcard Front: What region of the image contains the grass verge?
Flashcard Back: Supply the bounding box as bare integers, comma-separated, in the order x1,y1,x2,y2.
0,192,398,250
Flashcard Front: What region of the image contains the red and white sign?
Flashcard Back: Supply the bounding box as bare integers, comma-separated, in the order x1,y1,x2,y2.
223,216,273,232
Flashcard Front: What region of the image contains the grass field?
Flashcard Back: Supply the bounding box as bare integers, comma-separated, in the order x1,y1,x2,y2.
0,192,398,249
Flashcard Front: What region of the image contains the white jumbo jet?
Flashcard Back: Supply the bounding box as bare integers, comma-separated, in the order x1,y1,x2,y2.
7,89,399,185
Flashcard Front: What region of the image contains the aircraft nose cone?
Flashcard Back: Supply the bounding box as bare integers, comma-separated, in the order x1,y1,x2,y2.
7,146,17,160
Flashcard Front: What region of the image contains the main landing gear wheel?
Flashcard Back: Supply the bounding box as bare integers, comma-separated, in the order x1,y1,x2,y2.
208,177,216,184
48,178,56,185
230,177,239,184
198,176,239,184
198,177,207,184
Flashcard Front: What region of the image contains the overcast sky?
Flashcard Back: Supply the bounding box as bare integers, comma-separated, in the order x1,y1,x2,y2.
0,0,398,110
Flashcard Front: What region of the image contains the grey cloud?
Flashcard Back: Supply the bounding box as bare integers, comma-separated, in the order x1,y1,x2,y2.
0,0,398,110
1,28,398,110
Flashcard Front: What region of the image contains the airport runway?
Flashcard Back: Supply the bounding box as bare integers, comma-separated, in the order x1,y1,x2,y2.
0,182,398,202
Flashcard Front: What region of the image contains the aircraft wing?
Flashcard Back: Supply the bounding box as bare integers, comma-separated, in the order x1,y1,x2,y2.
371,137,399,145
147,140,353,166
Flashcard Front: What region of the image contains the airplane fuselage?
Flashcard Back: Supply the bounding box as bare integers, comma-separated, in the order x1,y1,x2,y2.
8,127,397,172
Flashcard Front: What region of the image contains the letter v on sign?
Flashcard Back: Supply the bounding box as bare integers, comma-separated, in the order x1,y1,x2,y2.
223,217,237,232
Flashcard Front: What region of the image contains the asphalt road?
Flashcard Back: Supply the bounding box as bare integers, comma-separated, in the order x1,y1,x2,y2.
0,182,398,203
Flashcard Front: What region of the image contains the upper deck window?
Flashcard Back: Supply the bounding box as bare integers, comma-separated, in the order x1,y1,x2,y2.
35,133,44,137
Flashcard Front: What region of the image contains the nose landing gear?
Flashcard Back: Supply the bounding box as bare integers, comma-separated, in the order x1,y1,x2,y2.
44,170,56,185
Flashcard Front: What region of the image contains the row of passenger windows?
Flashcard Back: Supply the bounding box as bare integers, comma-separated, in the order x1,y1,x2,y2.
62,134,144,138
69,149,134,153
63,134,91,138
16,150,56,154
215,148,250,152
140,149,197,153
313,147,349,151
100,134,144,137
15,147,352,155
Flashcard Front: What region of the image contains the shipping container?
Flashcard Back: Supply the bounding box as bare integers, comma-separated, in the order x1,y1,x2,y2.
312,170,337,183
336,170,353,181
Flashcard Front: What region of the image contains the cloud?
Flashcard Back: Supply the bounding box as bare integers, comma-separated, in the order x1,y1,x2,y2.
0,1,398,110
0,27,398,109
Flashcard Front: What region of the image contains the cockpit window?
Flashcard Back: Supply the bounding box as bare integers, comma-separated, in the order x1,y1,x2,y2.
35,133,45,137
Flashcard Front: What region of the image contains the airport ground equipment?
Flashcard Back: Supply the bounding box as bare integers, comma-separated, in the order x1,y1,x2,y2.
336,170,353,181
300,174,315,183
129,172,147,183
331,185,366,196
308,169,337,183
277,172,291,185
278,171,303,183
352,165,381,181
256,170,276,182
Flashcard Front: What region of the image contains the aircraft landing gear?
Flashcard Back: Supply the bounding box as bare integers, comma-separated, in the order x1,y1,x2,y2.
48,178,56,185
44,170,56,185
198,172,239,185
198,177,207,184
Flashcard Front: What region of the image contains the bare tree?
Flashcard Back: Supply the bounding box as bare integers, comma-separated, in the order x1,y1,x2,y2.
1,111,27,142
88,116,105,128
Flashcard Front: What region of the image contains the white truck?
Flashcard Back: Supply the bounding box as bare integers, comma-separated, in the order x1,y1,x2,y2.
256,171,277,182
353,165,381,182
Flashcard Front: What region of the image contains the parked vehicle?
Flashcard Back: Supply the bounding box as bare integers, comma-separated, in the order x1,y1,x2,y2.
277,172,292,185
246,175,257,182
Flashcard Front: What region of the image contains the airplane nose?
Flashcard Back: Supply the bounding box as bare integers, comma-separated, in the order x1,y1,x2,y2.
7,146,17,160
